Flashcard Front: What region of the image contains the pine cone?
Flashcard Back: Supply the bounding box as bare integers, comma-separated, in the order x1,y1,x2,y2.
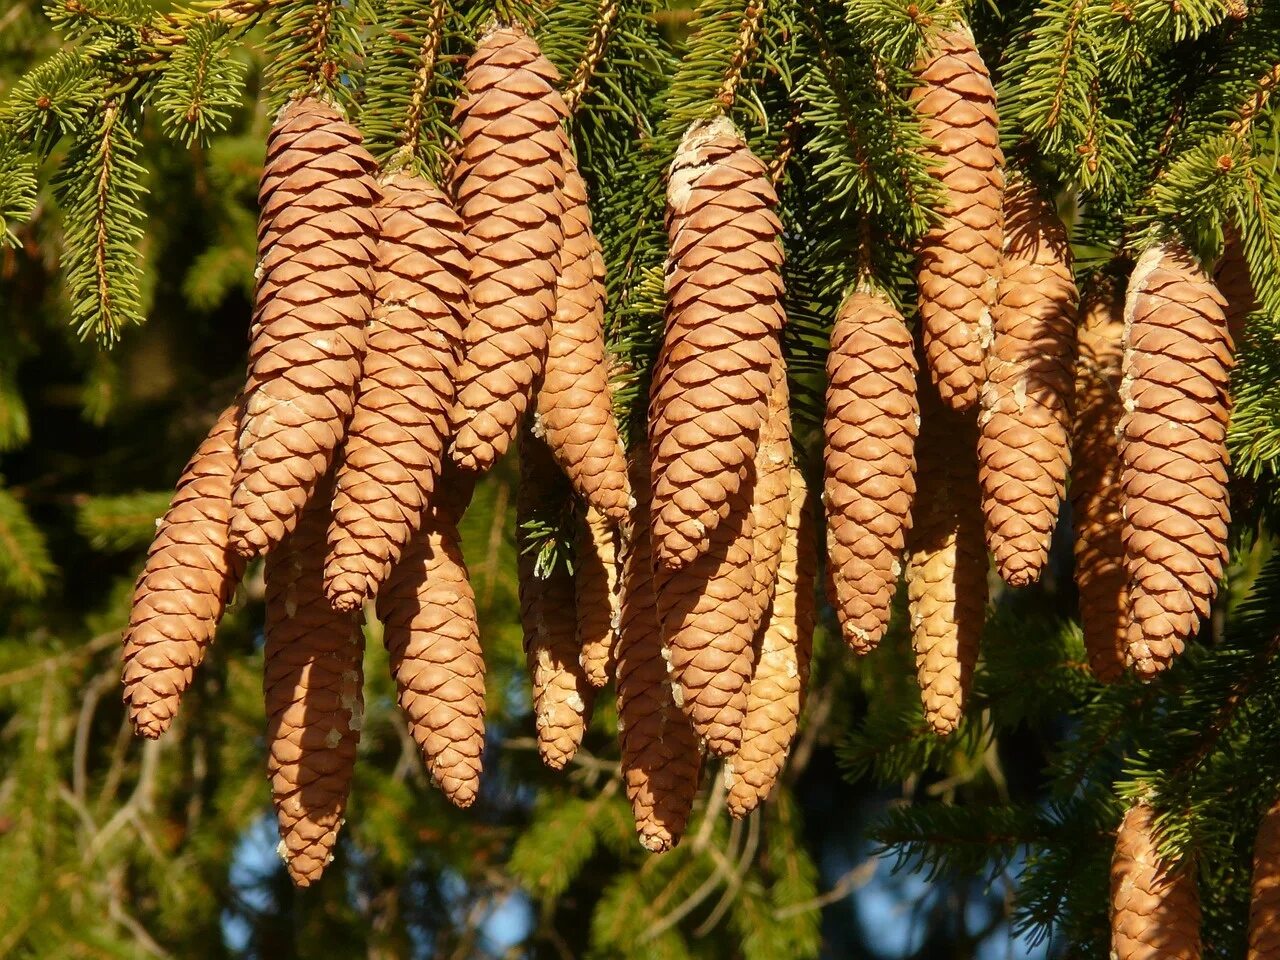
911,24,1004,411
577,505,622,688
1111,802,1202,960
231,97,380,558
1216,228,1255,345
1120,243,1234,678
376,480,484,808
726,466,815,819
617,455,702,851
325,173,470,612
747,360,794,631
824,289,919,652
978,176,1077,586
535,151,631,522
1072,290,1128,683
263,485,364,886
122,402,245,739
907,380,987,735
649,117,785,569
448,24,568,471
518,430,594,769
1249,798,1280,959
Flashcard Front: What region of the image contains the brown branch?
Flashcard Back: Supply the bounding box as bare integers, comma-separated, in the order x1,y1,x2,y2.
716,0,765,111
563,0,621,115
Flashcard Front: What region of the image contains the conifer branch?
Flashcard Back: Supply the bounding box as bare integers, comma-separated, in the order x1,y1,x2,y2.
563,0,620,114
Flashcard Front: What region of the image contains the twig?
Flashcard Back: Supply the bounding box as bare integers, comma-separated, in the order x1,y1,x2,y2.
564,0,621,115
641,814,744,943
692,809,760,936
773,859,877,918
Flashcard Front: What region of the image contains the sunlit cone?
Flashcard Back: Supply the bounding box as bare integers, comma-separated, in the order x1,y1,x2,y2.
448,24,568,471
978,175,1077,587
824,288,918,652
746,360,793,631
1111,802,1202,960
325,173,470,612
649,117,785,569
1120,243,1234,678
1248,797,1280,959
231,97,380,558
577,505,622,688
122,402,246,739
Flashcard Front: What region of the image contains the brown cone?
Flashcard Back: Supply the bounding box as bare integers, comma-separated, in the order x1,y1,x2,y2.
824,289,919,653
122,403,246,739
617,456,702,851
577,505,622,688
325,173,470,612
911,24,1004,411
726,466,815,819
978,176,1077,586
535,151,631,522
649,117,786,569
747,360,794,631
263,485,364,887
1120,243,1234,678
906,380,987,735
518,430,594,769
1248,798,1280,959
1072,291,1128,683
448,25,568,472
376,481,484,808
231,98,380,558
1111,802,1202,960
1216,228,1255,345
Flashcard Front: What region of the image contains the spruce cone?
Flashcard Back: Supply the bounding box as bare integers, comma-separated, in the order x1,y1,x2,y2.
577,505,622,688
824,289,919,652
518,431,594,769
376,481,484,808
1216,229,1255,345
263,486,364,886
122,403,245,739
448,25,568,471
907,381,987,735
325,173,470,611
232,97,380,558
978,176,1077,586
617,456,702,851
1111,802,1202,960
911,24,1004,411
649,117,785,570
1248,798,1280,959
726,466,815,819
535,152,631,521
1120,244,1234,678
1072,291,1128,683
747,362,794,630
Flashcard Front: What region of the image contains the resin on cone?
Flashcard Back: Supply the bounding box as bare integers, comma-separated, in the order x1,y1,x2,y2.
978,175,1077,586
577,505,622,688
448,24,568,471
325,173,470,612
232,97,380,558
122,402,245,739
649,117,785,569
1111,802,1202,960
1120,243,1234,678
911,24,1004,411
263,486,364,887
824,288,919,652
747,361,794,631
1248,798,1280,960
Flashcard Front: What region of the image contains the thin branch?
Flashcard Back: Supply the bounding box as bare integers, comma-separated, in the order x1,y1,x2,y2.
564,0,620,115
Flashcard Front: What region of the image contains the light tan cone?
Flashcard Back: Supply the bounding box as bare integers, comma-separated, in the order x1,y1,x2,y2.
231,98,380,558
978,175,1077,586
324,173,470,612
1120,244,1234,677
535,152,631,521
747,360,793,631
577,505,622,688
263,484,364,886
911,24,1004,411
1249,798,1280,959
824,289,919,653
122,403,246,739
649,117,786,569
1072,291,1128,683
907,379,987,735
617,456,702,851
1111,802,1202,960
1216,228,1256,345
376,474,484,808
448,24,568,471
518,430,594,769
726,466,815,819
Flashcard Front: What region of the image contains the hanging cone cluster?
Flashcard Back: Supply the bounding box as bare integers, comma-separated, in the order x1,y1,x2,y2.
824,288,918,653
747,359,794,629
977,175,1077,587
576,505,622,688
1120,243,1234,678
1249,798,1280,959
911,23,1004,412
1111,803,1202,960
